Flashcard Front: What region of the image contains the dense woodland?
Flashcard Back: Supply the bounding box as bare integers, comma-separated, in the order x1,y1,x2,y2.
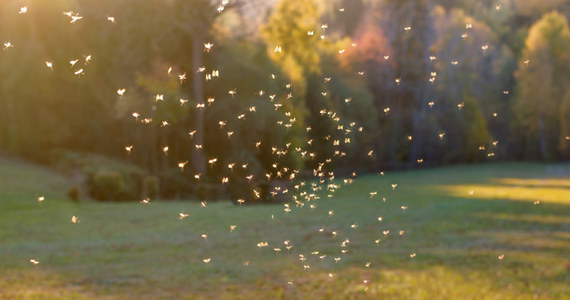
1,0,569,201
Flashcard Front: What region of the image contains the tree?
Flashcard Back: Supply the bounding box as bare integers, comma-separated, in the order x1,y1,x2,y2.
379,0,437,167
514,11,570,159
342,21,394,164
262,0,321,87
164,0,236,178
261,0,322,171
560,91,570,156
431,7,513,161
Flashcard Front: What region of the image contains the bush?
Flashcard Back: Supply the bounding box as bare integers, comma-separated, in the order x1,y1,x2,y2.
52,151,157,202
66,186,80,202
267,180,291,203
195,183,225,201
143,176,160,199
227,179,252,203
89,171,125,201
227,179,286,204
157,169,194,199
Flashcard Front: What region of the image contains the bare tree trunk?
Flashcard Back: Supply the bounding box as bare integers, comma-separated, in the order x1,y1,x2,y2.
150,121,158,175
538,117,548,159
191,35,207,176
409,88,427,167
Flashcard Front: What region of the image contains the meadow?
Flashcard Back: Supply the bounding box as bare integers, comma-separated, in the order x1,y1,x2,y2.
1,158,569,299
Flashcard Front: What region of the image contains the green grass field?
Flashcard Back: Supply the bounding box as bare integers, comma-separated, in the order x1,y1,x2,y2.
1,158,569,299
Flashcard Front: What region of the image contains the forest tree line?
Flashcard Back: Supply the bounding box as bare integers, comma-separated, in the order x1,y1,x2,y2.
1,0,569,201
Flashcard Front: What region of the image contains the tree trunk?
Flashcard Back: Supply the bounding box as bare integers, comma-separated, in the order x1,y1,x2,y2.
191,35,207,176
150,116,158,175
538,117,548,160
409,88,426,167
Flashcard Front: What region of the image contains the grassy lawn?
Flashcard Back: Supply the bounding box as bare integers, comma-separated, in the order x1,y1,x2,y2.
1,158,569,299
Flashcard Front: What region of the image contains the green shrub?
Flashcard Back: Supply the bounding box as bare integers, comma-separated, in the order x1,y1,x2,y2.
227,178,250,202
195,183,225,201
66,186,80,202
228,179,275,204
143,176,160,199
89,171,125,201
52,151,153,202
157,169,194,199
267,180,290,203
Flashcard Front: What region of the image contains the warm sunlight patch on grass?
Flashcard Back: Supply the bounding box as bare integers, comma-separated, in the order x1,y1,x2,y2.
495,178,570,188
0,270,96,300
437,180,570,205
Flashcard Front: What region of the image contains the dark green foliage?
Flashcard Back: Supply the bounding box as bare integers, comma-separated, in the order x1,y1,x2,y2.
157,169,194,199
1,0,569,201
89,171,126,201
560,91,570,156
439,96,491,163
514,11,570,160
143,176,160,199
227,179,258,204
66,186,80,202
52,151,153,201
195,183,225,201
